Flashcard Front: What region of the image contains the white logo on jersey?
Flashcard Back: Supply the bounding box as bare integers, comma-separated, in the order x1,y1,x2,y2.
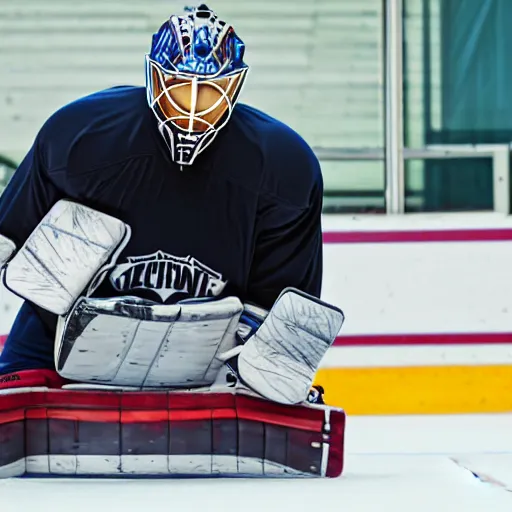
109,250,227,302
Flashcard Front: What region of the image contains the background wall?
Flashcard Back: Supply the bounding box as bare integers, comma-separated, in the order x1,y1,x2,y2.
0,0,384,207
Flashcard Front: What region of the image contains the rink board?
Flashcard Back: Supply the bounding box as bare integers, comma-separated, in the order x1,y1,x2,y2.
1,214,512,415
313,337,512,414
0,336,509,415
317,216,512,415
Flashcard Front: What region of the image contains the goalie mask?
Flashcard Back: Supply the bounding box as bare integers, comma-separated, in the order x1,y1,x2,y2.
145,4,249,166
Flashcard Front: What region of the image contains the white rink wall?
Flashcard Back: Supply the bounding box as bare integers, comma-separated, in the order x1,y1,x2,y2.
321,212,512,336
1,212,511,414
316,212,512,413
1,211,512,338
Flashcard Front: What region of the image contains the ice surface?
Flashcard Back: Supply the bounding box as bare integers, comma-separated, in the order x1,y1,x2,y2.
1,414,511,512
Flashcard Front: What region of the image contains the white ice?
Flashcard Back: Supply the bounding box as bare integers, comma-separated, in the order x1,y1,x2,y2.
1,414,512,512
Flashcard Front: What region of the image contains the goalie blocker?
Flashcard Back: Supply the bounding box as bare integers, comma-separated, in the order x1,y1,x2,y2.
0,370,346,478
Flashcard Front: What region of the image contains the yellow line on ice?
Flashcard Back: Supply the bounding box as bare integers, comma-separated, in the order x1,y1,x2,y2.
314,365,512,415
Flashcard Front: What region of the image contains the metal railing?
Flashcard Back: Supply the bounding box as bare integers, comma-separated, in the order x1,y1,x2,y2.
314,144,511,215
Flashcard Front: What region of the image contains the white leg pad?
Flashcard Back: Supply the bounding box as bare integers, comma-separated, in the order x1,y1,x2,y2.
56,296,243,388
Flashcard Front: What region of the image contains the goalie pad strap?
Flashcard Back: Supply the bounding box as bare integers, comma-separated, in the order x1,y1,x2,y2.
56,296,243,388
4,200,130,316
0,383,345,478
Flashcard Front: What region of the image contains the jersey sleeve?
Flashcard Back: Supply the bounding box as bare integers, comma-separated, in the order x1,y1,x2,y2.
247,176,323,310
0,134,65,365
0,136,63,248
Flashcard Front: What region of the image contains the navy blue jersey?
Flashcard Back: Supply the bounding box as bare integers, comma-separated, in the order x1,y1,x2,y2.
0,86,323,373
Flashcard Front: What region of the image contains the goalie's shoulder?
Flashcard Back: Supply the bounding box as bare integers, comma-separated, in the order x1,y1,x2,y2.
233,104,322,209
37,86,152,176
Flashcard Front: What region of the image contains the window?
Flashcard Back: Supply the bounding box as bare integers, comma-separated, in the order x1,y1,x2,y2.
403,0,512,212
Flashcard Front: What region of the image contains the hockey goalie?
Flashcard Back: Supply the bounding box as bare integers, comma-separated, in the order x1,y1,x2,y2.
0,5,346,478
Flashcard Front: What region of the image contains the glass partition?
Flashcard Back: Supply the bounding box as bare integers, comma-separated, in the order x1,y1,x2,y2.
402,0,512,212
314,1,386,214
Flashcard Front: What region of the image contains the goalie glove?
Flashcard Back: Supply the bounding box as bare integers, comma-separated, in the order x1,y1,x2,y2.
230,288,344,405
